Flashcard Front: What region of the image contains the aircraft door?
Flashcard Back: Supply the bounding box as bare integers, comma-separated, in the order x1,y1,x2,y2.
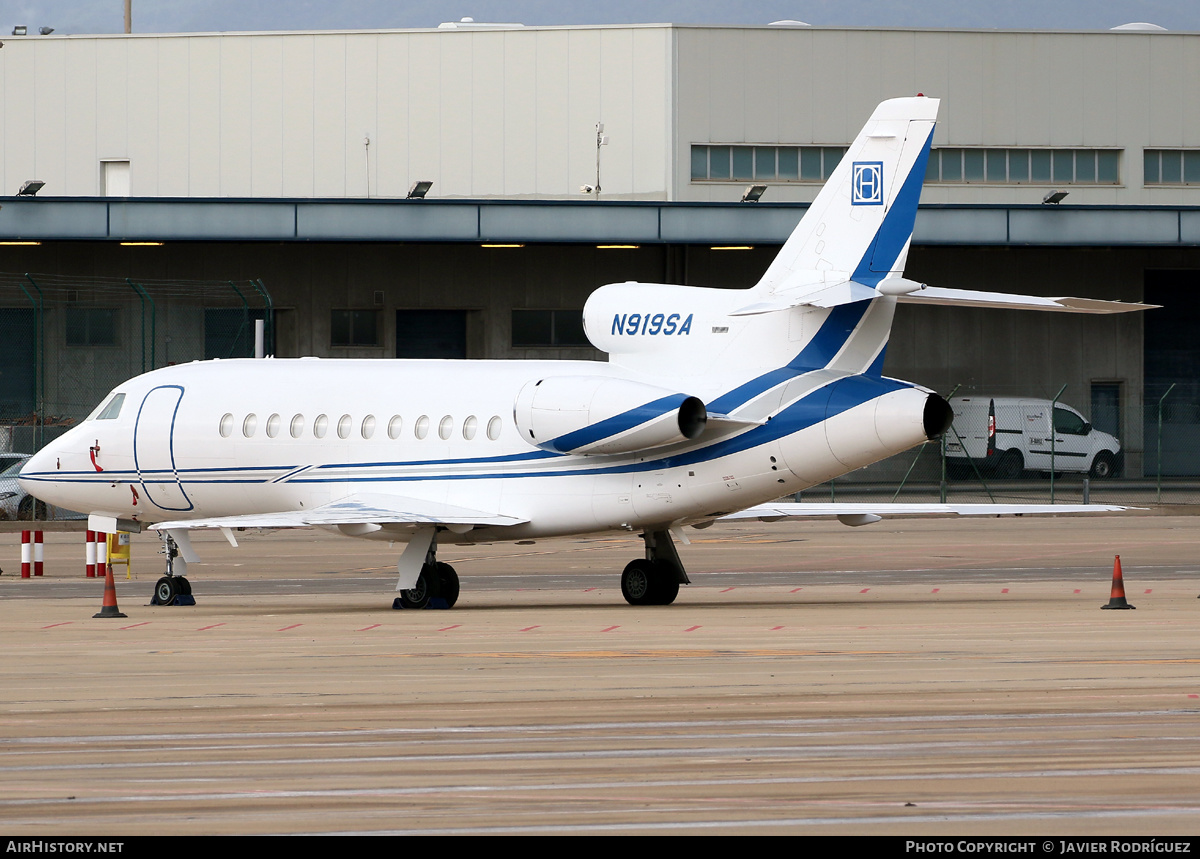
134,385,194,512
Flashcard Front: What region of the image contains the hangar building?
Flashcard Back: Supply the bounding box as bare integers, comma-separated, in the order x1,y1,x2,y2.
1,22,1199,476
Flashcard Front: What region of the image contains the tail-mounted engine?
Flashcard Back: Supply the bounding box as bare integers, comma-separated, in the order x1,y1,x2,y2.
514,375,707,455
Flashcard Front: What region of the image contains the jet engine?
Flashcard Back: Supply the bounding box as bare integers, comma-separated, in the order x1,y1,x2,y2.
514,376,707,455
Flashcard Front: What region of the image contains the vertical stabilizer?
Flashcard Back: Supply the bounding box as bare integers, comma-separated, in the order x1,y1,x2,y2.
754,96,938,294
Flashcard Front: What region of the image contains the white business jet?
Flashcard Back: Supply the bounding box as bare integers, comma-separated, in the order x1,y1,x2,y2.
19,96,1145,608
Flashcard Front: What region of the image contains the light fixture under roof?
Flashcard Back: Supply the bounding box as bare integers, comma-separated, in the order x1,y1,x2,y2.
1042,190,1069,205
407,180,433,199
741,184,767,203
17,180,44,196
11,25,26,36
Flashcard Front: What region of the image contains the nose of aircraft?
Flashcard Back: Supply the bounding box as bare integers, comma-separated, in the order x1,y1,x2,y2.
17,442,63,502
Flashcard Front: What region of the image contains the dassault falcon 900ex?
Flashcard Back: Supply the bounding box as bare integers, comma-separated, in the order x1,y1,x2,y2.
19,96,1145,609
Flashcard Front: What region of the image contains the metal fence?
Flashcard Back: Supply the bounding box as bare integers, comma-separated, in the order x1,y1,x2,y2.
0,272,272,456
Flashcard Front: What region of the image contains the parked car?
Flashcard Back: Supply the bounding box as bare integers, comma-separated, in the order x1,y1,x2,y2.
0,455,48,520
945,397,1122,479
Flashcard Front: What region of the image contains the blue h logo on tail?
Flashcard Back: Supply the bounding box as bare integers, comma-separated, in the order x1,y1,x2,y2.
852,161,884,205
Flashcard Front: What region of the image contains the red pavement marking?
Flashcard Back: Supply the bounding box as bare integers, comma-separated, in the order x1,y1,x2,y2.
1001,588,1009,594
859,588,870,594
931,588,940,593
357,624,381,631
119,622,150,630
720,587,735,593
790,588,803,593
1189,695,1199,699
583,588,597,592
770,626,784,631
198,623,226,631
601,625,619,632
1074,589,1082,594
684,626,701,632
438,624,461,632
1144,589,1153,594
520,625,539,632
277,624,303,631
41,622,73,629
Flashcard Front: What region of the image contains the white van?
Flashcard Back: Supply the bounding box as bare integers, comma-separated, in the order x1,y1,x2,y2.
945,397,1122,479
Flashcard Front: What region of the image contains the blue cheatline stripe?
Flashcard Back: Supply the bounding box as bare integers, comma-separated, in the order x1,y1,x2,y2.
852,124,935,287
284,374,911,483
707,300,872,414
865,344,887,378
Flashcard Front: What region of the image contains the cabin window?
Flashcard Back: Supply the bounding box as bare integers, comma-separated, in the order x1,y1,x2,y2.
290,414,304,438
415,415,430,439
487,416,502,440
242,414,257,438
313,414,329,439
463,415,478,440
219,413,234,437
438,416,454,440
337,414,352,439
362,415,376,439
265,414,281,438
388,415,403,439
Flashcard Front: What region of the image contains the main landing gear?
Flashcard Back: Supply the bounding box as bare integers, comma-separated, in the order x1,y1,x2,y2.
151,531,194,606
394,535,459,610
621,529,689,606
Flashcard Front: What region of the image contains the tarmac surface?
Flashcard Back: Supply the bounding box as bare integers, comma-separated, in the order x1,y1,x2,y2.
2,513,1200,835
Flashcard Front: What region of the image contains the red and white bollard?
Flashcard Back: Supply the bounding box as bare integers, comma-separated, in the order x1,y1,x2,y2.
95,532,108,579
21,530,31,579
33,530,43,577
85,529,97,578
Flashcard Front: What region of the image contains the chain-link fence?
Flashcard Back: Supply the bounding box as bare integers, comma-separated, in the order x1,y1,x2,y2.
801,381,1200,507
0,271,272,460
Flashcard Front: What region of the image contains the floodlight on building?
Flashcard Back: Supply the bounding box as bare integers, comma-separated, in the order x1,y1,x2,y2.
1042,190,1069,205
17,180,44,196
11,25,26,36
579,184,595,194
39,27,53,35
741,184,767,203
407,180,433,199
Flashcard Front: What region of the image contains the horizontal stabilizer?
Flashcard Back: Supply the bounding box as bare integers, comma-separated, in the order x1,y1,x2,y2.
898,287,1157,314
150,492,527,532
721,502,1135,525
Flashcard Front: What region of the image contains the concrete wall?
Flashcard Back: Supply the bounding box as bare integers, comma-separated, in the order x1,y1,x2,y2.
675,26,1200,205
0,26,673,201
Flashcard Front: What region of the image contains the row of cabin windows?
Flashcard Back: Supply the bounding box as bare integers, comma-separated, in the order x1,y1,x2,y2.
219,412,503,442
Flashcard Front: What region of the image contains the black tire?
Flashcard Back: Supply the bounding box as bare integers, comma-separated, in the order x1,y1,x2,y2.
1090,452,1117,479
652,568,680,606
621,560,656,606
399,564,439,609
154,576,179,606
17,496,47,521
177,577,192,596
435,562,459,608
995,450,1024,480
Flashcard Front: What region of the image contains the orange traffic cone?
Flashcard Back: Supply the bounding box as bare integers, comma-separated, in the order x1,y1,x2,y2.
93,562,128,619
1101,554,1136,610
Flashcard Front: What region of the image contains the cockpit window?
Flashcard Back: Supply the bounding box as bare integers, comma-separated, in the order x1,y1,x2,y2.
95,393,126,420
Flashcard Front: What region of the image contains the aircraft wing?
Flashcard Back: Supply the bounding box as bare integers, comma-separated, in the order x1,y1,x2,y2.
149,492,528,532
721,502,1134,528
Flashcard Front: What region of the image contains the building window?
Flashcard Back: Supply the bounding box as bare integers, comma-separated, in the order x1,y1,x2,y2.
512,310,590,347
331,310,380,347
1144,150,1200,185
690,145,845,183
66,307,118,346
925,148,1120,185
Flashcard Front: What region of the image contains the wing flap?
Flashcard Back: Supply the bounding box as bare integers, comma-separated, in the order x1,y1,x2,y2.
721,502,1134,526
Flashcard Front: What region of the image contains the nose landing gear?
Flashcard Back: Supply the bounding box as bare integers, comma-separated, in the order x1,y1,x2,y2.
621,529,688,606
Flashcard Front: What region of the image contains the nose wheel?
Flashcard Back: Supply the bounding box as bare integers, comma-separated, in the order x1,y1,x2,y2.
151,532,194,606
